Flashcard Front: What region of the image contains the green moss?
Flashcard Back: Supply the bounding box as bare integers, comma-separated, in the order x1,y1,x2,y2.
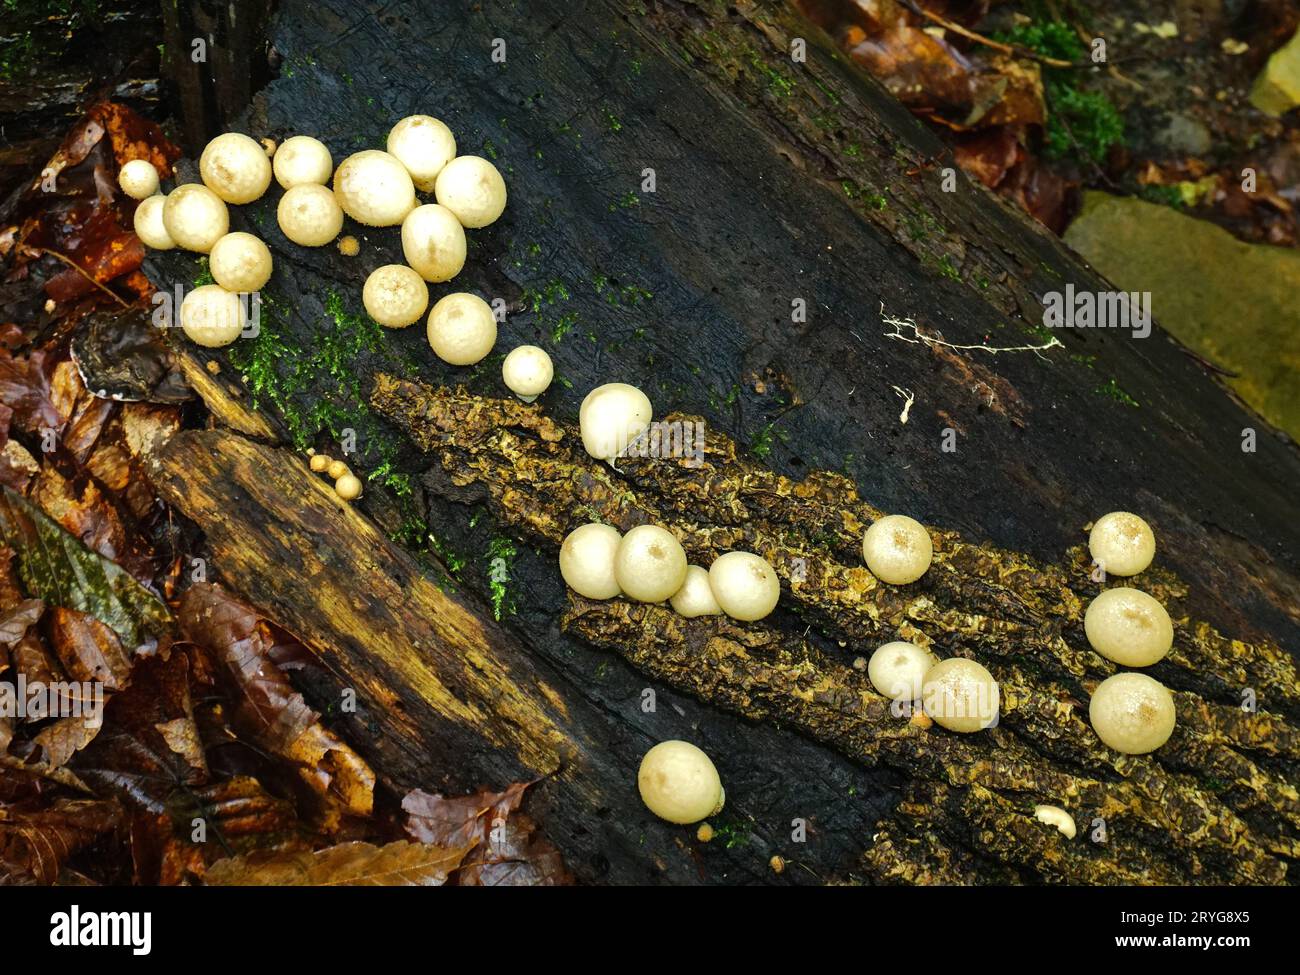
485,536,517,621
1095,377,1139,407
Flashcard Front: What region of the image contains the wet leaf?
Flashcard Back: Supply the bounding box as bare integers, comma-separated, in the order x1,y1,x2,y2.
204,840,471,886
456,812,573,887
0,797,121,885
46,607,133,689
402,780,532,850
0,598,44,646
32,715,103,770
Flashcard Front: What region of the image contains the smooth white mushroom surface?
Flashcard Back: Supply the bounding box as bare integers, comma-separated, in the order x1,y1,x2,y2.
333,149,416,227
119,159,160,200
867,641,936,702
558,523,623,600
921,657,999,732
614,524,687,603
208,232,273,292
199,132,273,205
669,565,722,618
362,264,429,329
708,551,781,622
501,345,553,401
1088,511,1156,577
426,292,497,365
1089,672,1176,754
1084,587,1173,667
161,184,229,253
578,382,652,460
400,203,466,282
277,184,344,247
273,135,334,189
637,741,725,824
179,285,245,348
1033,804,1077,839
862,514,933,585
387,115,457,192
132,195,175,250
335,474,363,501
434,155,507,228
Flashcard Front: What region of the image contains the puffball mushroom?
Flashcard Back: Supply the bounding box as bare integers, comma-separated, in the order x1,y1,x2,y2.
862,514,933,585
327,460,350,481
277,184,344,247
426,292,497,365
1033,804,1077,839
867,641,937,702
558,523,622,600
400,203,466,282
119,159,160,200
615,524,687,603
501,345,553,402
362,264,429,329
333,149,416,227
669,565,722,618
922,657,999,732
208,232,273,292
132,195,175,250
434,155,507,228
309,454,331,473
637,741,725,824
1088,511,1156,577
387,115,457,192
1089,672,1176,754
708,551,781,622
162,184,229,253
199,132,272,204
273,135,334,189
1084,587,1173,667
579,383,652,460
179,285,245,348
335,474,363,501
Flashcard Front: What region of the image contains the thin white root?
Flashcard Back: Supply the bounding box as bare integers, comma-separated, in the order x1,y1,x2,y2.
880,302,1062,360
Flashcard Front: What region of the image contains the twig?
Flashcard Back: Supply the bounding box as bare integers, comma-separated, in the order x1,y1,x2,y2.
895,0,1074,68
32,247,131,309
880,303,1062,360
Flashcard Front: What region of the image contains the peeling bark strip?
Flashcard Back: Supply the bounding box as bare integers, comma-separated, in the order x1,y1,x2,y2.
373,375,1299,884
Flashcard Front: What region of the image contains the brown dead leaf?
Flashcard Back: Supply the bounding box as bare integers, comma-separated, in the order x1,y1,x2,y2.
47,607,133,690
204,840,472,887
0,598,44,647
402,780,532,850
32,715,103,770
0,797,121,885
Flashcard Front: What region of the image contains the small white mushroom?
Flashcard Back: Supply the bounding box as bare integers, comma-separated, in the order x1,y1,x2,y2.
132,195,175,250
387,115,457,192
1084,587,1173,667
1089,672,1176,754
208,232,273,292
434,155,507,228
669,565,722,618
273,135,334,189
1088,511,1156,577
179,284,245,348
921,657,999,732
199,132,273,204
558,523,623,600
426,292,497,365
162,184,229,254
1033,804,1077,839
615,524,687,603
119,159,160,200
501,345,553,401
400,203,466,282
637,740,725,824
333,149,416,226
867,640,936,702
578,382,652,461
277,184,344,247
362,264,429,329
335,474,363,501
862,513,933,585
708,551,780,622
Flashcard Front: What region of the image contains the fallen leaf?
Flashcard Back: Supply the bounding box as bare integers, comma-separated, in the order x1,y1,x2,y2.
203,840,472,886
0,797,121,885
47,606,133,689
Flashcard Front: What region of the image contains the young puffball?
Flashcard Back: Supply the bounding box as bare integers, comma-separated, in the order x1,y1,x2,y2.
1088,511,1156,577
199,132,273,204
119,159,160,200
708,551,780,621
558,523,623,600
614,524,687,603
387,115,457,192
133,195,175,250
208,232,273,292
867,640,937,702
277,184,344,247
426,292,497,365
335,474,363,501
333,149,416,227
273,135,334,189
579,382,652,461
1033,804,1077,839
669,565,722,618
309,454,332,473
501,345,553,402
1083,587,1173,667
921,657,999,732
162,184,229,253
362,264,429,329
1089,672,1176,754
637,741,725,824
327,460,350,480
400,204,466,282
179,285,245,348
862,513,933,585
434,155,507,228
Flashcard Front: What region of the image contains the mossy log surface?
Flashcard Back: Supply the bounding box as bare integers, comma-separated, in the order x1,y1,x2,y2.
140,0,1300,883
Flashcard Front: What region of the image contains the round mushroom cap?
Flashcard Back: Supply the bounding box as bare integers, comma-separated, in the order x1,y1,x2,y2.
1033,804,1077,839
558,523,623,600
578,382,652,460
1084,587,1173,667
434,155,507,228
277,184,344,247
426,292,497,365
387,115,457,192
162,184,229,253
133,195,175,250
1089,672,1176,754
708,551,780,621
669,565,722,618
119,159,160,200
637,741,725,824
333,150,417,227
199,132,273,204
209,232,273,292
862,514,933,585
922,657,999,732
363,264,429,329
273,135,334,189
1089,511,1156,577
867,641,937,702
614,524,687,603
180,285,246,348
501,345,554,400
400,204,466,282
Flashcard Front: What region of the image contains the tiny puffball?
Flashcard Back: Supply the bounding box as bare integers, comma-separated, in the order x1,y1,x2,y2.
208,232,273,292
277,184,344,247
1089,511,1156,577
669,565,722,618
333,149,416,227
309,454,331,473
1033,805,1077,839
1084,587,1173,667
199,132,273,204
119,159,160,200
867,641,936,702
387,115,457,192
400,204,466,282
501,345,553,401
615,524,687,603
179,285,245,348
133,195,175,250
273,135,334,189
637,741,725,824
921,657,999,733
579,382,652,460
327,460,350,480
434,155,507,228
162,184,229,253
862,514,933,585
426,292,497,365
362,264,429,329
1089,672,1176,755
558,523,622,600
708,551,781,622
334,474,363,501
